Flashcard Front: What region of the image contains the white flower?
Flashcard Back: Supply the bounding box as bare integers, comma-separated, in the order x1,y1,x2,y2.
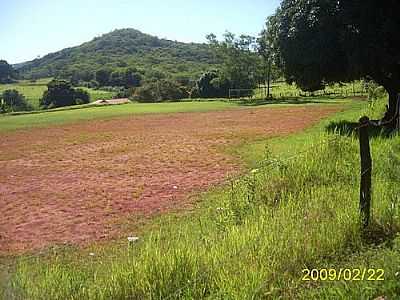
89,252,95,256
173,185,178,189
251,169,259,174
128,236,139,243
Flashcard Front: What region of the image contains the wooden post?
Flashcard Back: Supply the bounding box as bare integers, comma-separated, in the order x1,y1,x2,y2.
359,116,372,228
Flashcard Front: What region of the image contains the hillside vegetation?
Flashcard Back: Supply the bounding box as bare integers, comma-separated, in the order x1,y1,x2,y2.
16,29,217,81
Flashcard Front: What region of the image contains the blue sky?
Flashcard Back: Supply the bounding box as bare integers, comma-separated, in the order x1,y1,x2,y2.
0,0,281,64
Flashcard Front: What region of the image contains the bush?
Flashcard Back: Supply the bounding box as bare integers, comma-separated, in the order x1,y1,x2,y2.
132,80,188,102
40,80,91,109
74,88,90,104
1,89,32,112
196,71,231,98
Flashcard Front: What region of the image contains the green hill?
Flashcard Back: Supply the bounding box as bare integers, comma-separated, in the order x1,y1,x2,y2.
16,28,218,82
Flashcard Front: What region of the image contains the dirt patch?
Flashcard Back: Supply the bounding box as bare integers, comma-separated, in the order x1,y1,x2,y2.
0,106,340,253
90,98,130,105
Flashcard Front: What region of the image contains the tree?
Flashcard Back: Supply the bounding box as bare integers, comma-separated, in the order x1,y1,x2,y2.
40,80,90,108
0,60,17,83
95,69,111,86
258,14,283,98
1,89,32,112
132,79,188,102
74,88,90,105
264,0,400,121
110,68,142,87
196,70,230,98
206,32,262,92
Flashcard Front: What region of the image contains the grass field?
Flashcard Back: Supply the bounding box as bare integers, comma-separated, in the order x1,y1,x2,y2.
254,81,367,99
0,98,347,132
0,79,116,109
1,97,399,299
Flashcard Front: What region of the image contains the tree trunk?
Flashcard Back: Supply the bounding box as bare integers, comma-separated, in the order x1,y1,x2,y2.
384,89,399,126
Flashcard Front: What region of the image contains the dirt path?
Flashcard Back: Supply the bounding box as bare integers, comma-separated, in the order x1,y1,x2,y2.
0,106,339,253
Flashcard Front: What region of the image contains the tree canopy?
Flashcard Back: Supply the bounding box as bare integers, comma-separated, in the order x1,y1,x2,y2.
0,89,32,112
206,32,262,93
263,0,400,119
40,80,90,108
0,60,17,83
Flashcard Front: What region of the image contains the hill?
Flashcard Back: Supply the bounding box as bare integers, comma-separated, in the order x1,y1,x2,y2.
16,28,218,82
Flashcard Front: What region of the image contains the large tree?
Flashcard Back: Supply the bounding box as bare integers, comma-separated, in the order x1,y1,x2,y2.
206,32,262,92
263,0,400,121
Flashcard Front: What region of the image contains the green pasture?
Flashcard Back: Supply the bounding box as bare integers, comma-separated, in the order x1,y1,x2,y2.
0,80,116,109
0,98,348,132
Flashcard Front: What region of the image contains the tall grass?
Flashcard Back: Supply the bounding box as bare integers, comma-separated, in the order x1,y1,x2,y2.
4,98,400,299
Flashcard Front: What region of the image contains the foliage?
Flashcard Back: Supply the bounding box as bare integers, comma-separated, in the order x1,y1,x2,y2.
0,89,32,112
0,60,18,83
363,80,387,101
206,32,262,92
194,70,229,98
132,79,189,102
16,29,218,85
74,88,90,105
264,0,400,118
40,79,90,108
95,69,112,87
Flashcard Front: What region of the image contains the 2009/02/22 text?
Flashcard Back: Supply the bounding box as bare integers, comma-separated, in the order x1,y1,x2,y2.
302,268,384,281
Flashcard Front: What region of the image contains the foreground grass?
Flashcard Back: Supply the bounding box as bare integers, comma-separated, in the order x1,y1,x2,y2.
2,98,399,299
0,98,346,132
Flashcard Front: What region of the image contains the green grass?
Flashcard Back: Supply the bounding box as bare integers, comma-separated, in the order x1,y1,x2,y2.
254,81,366,99
0,101,236,132
0,78,51,109
0,98,347,132
0,80,116,109
79,87,115,102
2,97,399,299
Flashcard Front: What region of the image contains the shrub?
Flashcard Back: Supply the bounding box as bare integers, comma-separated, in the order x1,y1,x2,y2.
74,88,90,104
132,80,187,103
40,80,91,109
196,71,231,98
1,89,32,112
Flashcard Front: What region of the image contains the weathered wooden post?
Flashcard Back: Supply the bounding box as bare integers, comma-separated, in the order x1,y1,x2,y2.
359,116,372,228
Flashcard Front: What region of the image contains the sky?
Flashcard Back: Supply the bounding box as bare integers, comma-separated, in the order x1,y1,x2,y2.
0,0,281,64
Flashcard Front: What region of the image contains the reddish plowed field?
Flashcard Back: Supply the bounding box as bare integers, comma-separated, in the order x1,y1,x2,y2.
0,106,339,253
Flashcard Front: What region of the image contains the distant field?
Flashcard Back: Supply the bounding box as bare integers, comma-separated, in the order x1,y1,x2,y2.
0,98,349,132
0,79,116,109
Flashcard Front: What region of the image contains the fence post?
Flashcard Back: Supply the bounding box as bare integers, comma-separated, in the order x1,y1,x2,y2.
359,116,372,228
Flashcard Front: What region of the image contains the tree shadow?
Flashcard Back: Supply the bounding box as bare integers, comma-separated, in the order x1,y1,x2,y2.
325,120,396,138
